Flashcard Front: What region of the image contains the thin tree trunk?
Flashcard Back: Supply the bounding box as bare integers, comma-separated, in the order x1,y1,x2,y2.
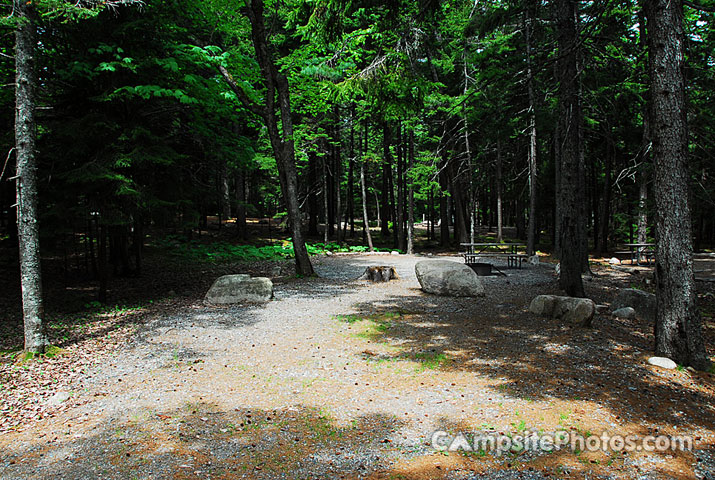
219,160,231,224
637,7,650,246
98,224,108,304
555,0,585,297
525,0,538,255
345,106,355,239
407,130,415,254
381,122,391,237
235,171,247,239
334,109,342,243
645,0,709,370
598,137,613,253
396,124,406,251
439,166,450,246
360,159,374,251
308,152,319,236
496,139,504,243
14,0,46,353
323,154,329,243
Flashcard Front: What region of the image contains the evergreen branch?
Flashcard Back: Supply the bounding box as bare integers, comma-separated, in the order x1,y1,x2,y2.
683,0,715,12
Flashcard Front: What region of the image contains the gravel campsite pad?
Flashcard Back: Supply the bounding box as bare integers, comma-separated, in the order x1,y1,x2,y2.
1,254,714,479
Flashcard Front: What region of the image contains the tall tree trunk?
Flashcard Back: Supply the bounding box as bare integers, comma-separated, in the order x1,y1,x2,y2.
555,0,585,297
235,171,247,239
597,136,613,253
98,224,108,304
14,0,47,353
308,152,319,236
334,109,342,243
590,154,600,251
451,164,468,245
396,124,406,251
360,158,374,252
345,106,355,239
645,0,709,370
637,167,649,244
439,168,450,246
496,140,504,243
243,0,313,275
381,122,391,237
407,130,415,254
637,7,651,246
219,160,231,225
323,154,329,243
526,0,539,256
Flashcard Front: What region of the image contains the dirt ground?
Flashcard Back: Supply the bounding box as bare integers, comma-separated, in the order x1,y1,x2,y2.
0,252,714,480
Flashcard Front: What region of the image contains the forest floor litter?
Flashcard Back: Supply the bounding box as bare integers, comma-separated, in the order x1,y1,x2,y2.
1,252,714,479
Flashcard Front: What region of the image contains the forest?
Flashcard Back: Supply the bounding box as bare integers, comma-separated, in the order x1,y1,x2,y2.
1,0,714,347
0,0,715,477
3,0,715,357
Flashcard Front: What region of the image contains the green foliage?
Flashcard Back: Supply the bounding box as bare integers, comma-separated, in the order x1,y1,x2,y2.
155,237,391,263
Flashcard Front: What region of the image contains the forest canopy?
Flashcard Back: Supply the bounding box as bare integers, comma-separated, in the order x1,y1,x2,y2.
1,0,714,366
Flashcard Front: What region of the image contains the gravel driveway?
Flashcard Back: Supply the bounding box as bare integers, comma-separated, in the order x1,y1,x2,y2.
1,254,712,480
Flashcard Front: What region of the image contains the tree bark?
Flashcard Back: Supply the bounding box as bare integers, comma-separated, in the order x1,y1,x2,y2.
637,7,651,246
308,151,319,236
396,124,406,251
496,139,504,243
439,166,450,247
323,153,329,243
555,0,585,297
219,160,231,224
242,0,313,275
333,111,342,242
526,0,539,256
597,136,613,253
381,122,391,237
360,158,374,252
235,171,247,239
645,0,710,370
345,106,355,239
14,0,47,353
407,130,415,255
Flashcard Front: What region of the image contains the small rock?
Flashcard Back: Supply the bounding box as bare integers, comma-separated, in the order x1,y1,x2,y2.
608,257,621,265
270,266,282,277
47,391,71,406
612,307,636,319
391,251,400,255
648,357,678,369
325,250,333,256
613,288,656,321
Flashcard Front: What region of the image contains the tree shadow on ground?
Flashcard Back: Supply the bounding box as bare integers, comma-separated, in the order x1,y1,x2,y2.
347,288,714,433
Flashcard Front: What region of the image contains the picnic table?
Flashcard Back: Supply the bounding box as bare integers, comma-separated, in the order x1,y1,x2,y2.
460,243,528,269
624,243,655,265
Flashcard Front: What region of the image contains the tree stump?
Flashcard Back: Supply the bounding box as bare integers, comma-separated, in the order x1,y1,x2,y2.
359,266,399,282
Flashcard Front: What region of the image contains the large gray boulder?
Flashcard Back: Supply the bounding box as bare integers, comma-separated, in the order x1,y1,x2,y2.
612,288,656,320
529,294,595,326
415,260,485,297
205,274,274,304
